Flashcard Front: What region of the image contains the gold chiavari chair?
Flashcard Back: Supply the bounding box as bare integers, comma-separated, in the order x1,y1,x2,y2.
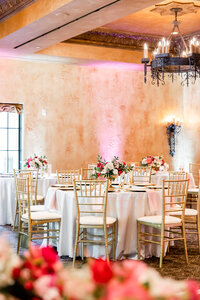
16,176,61,254
169,171,187,180
187,163,199,209
57,170,80,184
81,168,93,180
126,162,140,167
13,169,45,231
189,163,200,187
131,166,152,184
137,179,189,268
88,164,96,170
73,180,117,265
170,171,200,253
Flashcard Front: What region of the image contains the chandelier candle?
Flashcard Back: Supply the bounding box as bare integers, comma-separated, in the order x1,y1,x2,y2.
157,41,162,54
196,41,200,54
162,38,166,53
190,40,195,54
165,40,170,53
144,43,148,58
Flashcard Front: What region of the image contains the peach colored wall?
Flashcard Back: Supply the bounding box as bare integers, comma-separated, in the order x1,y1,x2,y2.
0,58,198,171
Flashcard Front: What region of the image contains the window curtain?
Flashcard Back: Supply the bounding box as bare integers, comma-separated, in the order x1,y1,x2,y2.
0,103,23,114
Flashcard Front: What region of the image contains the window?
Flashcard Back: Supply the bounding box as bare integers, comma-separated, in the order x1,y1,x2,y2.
0,112,23,172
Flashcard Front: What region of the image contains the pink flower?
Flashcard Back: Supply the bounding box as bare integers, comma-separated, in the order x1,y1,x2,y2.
112,260,148,281
105,278,153,300
34,275,61,300
12,267,21,279
24,280,33,290
186,280,200,300
89,259,113,284
41,246,58,264
147,158,153,164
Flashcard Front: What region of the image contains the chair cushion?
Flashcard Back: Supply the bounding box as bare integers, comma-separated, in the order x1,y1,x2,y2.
30,205,45,212
170,208,198,216
22,211,61,221
80,216,116,225
36,194,44,201
24,194,44,201
137,215,182,225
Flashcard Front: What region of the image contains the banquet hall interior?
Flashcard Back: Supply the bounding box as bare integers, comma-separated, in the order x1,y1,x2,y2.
1,0,200,298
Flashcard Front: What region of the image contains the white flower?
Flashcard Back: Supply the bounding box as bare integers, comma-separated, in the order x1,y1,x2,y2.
0,237,21,288
101,167,106,174
142,158,147,165
139,268,187,299
159,165,164,171
113,169,118,175
106,162,114,170
35,158,42,166
164,163,169,170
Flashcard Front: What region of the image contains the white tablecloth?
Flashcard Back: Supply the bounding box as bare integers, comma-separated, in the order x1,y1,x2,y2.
0,175,57,225
45,187,162,258
151,172,195,187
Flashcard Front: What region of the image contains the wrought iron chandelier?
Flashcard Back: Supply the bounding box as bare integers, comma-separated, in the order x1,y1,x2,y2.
141,4,200,86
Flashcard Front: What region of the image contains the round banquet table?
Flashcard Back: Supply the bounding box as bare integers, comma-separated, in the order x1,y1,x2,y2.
45,186,163,259
150,171,195,187
0,174,57,225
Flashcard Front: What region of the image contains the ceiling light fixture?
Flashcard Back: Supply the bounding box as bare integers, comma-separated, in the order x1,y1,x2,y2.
141,3,200,86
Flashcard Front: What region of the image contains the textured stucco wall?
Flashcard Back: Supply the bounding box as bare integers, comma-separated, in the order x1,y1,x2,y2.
0,58,198,171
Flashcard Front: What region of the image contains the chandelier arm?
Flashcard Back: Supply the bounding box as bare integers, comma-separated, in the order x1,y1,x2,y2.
177,24,189,53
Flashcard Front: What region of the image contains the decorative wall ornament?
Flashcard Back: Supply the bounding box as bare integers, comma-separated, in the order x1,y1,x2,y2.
166,117,182,157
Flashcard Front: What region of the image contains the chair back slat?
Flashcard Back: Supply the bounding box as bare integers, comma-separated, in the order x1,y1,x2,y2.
14,169,39,205
73,180,108,218
57,170,80,184
16,176,31,218
162,179,189,219
169,171,187,181
81,168,93,179
131,166,152,183
126,162,140,167
88,164,96,170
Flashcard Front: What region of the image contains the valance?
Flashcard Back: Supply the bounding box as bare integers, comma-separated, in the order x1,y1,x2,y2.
0,103,23,114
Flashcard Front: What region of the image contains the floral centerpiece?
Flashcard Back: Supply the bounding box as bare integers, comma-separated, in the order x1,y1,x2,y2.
0,237,199,300
91,155,133,180
24,154,48,170
141,155,169,171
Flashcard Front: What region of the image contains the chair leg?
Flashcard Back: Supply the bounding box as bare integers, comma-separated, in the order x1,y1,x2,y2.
137,221,141,260
81,229,85,261
73,223,80,267
28,225,32,248
104,225,109,263
112,223,116,261
159,227,164,268
182,223,188,264
17,220,22,254
197,215,200,254
13,201,19,231
47,223,49,245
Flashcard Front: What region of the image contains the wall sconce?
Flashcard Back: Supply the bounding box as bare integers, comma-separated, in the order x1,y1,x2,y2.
166,116,182,157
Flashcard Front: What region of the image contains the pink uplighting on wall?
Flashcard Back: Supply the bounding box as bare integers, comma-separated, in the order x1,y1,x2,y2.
81,61,143,71
96,125,124,161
